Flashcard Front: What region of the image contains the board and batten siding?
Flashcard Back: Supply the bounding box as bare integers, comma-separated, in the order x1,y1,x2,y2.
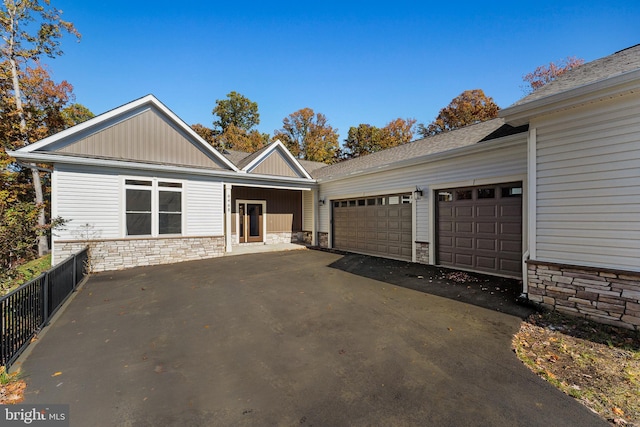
532,92,640,272
317,137,527,246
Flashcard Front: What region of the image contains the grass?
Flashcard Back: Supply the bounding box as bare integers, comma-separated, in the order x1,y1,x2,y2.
0,254,52,296
513,311,640,425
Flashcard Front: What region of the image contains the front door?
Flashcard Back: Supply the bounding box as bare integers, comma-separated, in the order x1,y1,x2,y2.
239,202,263,243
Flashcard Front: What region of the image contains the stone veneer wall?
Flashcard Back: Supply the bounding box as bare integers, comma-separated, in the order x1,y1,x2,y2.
318,232,329,248
416,242,429,264
301,231,313,245
527,260,640,330
55,236,225,272
265,232,302,244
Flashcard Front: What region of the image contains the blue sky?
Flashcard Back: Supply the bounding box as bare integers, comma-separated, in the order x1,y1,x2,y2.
49,1,639,143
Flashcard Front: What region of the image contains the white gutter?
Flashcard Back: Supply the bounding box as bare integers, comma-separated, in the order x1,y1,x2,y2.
500,69,640,126
7,150,317,188
316,132,527,184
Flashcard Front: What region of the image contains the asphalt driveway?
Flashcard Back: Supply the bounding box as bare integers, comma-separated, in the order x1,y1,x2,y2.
20,249,606,426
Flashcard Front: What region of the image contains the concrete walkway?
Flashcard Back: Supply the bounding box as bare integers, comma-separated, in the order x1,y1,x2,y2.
20,250,606,426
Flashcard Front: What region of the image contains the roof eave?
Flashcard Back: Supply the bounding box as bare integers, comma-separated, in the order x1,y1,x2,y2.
315,132,526,183
8,151,315,187
500,69,640,126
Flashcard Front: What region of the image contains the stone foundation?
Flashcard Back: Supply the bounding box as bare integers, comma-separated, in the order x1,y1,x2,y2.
265,231,302,244
301,231,313,245
55,236,226,272
527,260,640,330
416,241,429,264
318,232,329,248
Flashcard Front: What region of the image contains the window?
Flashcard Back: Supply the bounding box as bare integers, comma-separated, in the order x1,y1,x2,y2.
501,185,522,198
438,191,453,202
124,179,182,236
401,195,412,204
367,198,376,206
478,188,495,199
388,196,399,205
358,199,365,206
456,190,473,200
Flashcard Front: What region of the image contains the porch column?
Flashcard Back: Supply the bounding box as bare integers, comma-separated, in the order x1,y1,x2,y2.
225,183,233,252
312,188,318,246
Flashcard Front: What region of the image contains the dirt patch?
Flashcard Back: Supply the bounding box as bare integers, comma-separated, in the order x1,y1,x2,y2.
0,367,26,404
513,311,640,426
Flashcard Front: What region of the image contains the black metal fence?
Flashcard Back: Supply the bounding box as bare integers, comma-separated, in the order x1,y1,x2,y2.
1,248,89,368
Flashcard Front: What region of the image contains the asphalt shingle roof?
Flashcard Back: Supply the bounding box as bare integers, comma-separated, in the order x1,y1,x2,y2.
513,44,640,107
312,118,523,180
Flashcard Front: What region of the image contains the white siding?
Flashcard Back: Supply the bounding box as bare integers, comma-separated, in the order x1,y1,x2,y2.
302,190,314,231
54,165,225,243
186,179,224,236
317,137,527,245
533,92,640,271
54,165,121,240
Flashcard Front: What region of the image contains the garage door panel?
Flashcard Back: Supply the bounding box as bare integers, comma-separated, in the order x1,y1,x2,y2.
333,194,412,261
437,183,522,277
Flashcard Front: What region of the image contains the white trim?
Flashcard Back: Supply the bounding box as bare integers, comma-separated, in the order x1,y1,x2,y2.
527,127,537,261
500,69,640,126
312,189,318,246
225,183,233,252
18,95,240,171
8,151,315,188
121,176,185,238
51,169,58,264
242,140,313,179
316,133,526,184
235,199,267,244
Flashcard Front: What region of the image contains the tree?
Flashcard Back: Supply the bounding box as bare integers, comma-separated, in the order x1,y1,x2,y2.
342,118,416,158
191,123,216,146
215,124,268,153
212,91,260,134
523,56,584,93
274,108,339,164
417,89,499,137
61,103,94,127
1,0,80,256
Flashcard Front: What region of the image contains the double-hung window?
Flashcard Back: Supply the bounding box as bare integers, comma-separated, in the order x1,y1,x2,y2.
125,179,183,236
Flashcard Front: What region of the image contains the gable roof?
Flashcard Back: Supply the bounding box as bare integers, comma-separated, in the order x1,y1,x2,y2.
502,45,640,125
16,94,239,171
312,118,525,181
237,140,312,179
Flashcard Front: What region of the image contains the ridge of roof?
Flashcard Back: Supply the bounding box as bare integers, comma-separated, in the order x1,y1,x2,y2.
511,44,640,107
312,118,517,180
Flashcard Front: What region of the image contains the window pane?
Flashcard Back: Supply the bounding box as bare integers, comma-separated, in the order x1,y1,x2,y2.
478,188,495,199
159,191,181,212
388,196,399,205
438,191,453,202
126,189,151,212
501,186,523,197
456,190,472,200
159,181,182,188
358,199,365,206
125,179,152,186
349,200,356,207
127,213,151,235
401,195,411,204
367,198,376,206
159,213,181,234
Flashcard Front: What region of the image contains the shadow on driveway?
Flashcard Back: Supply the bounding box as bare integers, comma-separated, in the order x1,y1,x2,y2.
324,249,535,319
19,249,605,426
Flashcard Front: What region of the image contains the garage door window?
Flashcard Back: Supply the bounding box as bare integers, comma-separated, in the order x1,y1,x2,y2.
478,188,495,199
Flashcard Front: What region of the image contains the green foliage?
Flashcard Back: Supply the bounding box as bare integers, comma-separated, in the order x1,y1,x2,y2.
342,118,416,158
0,253,51,294
417,89,499,137
212,91,260,134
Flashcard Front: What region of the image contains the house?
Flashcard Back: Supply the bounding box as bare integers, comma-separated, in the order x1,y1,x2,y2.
9,45,640,330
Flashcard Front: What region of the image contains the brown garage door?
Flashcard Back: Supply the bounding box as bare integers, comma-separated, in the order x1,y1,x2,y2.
333,194,412,261
436,183,522,277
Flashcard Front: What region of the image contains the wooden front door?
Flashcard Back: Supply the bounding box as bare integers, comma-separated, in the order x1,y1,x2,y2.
239,202,264,243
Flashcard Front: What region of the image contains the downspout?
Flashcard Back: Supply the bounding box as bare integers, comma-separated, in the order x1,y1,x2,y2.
521,250,530,300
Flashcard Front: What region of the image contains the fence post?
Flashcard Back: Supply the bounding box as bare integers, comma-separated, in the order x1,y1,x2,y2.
73,253,78,289
43,272,49,323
